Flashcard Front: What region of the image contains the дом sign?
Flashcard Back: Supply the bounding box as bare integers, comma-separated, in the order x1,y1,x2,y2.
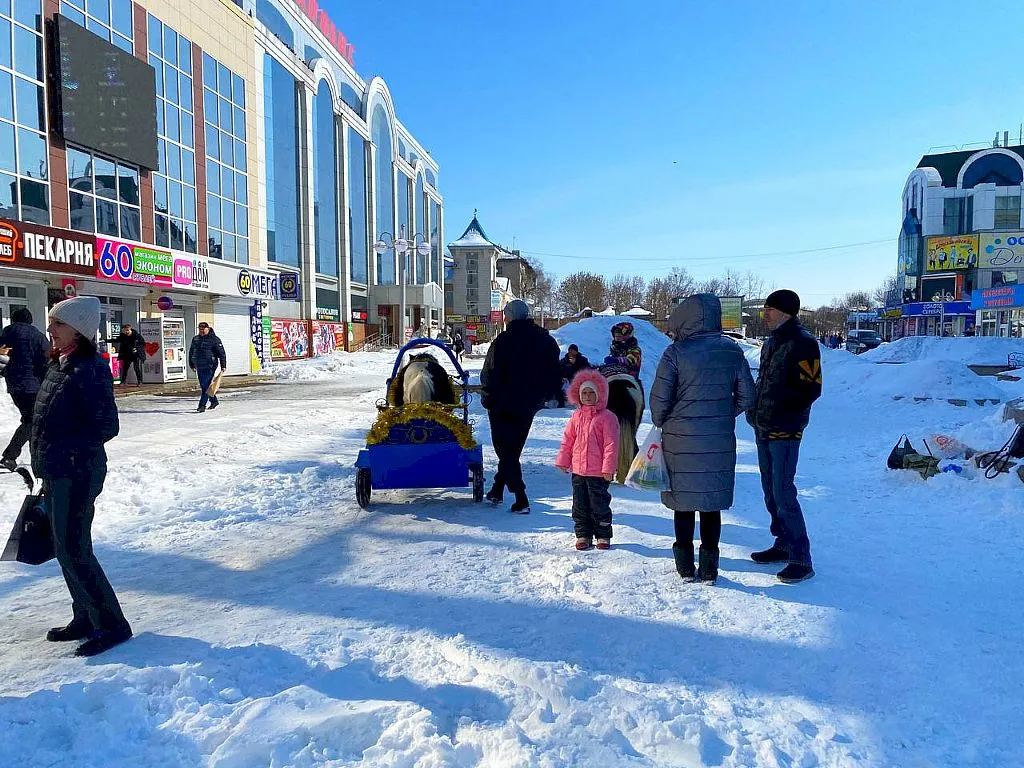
293,0,354,65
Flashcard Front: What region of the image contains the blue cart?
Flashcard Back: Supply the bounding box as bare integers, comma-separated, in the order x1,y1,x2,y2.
355,338,485,509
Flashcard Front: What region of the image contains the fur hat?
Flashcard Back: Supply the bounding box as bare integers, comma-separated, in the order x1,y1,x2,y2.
568,368,609,408
48,296,101,340
764,289,801,318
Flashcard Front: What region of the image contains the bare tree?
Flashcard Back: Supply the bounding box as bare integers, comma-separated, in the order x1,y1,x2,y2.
521,257,556,317
555,271,606,316
606,273,646,313
873,274,901,308
644,267,695,320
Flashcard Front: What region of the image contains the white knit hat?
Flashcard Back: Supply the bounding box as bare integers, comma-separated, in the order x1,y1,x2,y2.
579,381,598,394
48,296,101,340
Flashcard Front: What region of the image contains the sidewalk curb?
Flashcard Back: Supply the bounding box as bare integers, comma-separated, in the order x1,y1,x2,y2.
113,375,275,399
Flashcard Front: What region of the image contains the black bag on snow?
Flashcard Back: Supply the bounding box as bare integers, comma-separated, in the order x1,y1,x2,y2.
887,434,919,470
1,489,54,565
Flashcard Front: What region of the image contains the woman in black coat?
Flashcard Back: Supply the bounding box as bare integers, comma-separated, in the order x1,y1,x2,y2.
33,297,132,657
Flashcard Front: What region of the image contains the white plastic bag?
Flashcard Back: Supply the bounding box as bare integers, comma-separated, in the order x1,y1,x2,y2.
625,426,669,491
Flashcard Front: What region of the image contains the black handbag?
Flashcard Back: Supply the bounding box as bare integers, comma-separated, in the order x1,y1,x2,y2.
1,487,54,565
887,434,919,470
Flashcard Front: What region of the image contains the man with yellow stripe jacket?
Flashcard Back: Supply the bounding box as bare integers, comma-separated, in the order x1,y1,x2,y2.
747,289,821,583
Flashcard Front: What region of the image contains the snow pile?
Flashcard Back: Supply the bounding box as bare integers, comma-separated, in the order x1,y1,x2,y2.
827,356,1006,401
553,317,669,393
270,348,465,383
862,336,1024,366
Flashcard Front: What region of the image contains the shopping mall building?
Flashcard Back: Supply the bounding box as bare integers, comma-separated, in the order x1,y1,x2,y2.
0,0,443,381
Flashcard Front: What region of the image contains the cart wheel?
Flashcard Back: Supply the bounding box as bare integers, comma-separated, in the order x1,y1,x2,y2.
471,467,484,503
356,468,372,509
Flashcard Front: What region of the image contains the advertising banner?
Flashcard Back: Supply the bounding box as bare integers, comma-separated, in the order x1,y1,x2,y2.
311,321,346,356
315,288,340,322
97,237,173,286
720,296,743,331
971,285,1024,310
249,302,269,373
979,233,1024,269
489,310,503,323
208,261,280,300
277,271,301,300
171,253,210,291
270,318,309,360
0,219,95,276
901,301,973,317
925,235,978,272
139,317,186,382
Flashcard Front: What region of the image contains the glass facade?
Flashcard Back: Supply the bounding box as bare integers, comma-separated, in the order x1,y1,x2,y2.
263,54,299,267
415,174,425,284
347,127,368,284
204,52,248,263
59,0,133,52
0,0,48,223
67,145,140,239
430,198,440,286
396,171,409,282
312,81,337,276
148,14,197,253
371,103,394,284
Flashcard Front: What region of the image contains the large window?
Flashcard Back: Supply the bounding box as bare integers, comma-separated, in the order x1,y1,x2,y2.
312,81,337,276
0,0,48,223
430,199,441,286
995,195,1021,230
371,104,394,284
942,196,972,236
415,174,426,284
347,127,368,283
59,0,132,52
67,146,140,239
203,52,248,263
148,15,197,253
397,172,410,282
263,54,299,267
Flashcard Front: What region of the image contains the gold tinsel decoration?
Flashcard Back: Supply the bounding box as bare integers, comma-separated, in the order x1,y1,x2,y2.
366,402,477,450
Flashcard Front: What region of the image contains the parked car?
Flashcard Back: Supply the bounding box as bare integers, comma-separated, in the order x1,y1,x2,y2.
846,329,883,354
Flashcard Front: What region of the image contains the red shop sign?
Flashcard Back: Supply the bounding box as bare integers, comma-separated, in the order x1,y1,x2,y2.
0,218,95,276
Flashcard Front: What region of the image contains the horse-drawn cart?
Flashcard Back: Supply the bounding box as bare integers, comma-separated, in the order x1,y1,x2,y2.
354,338,484,509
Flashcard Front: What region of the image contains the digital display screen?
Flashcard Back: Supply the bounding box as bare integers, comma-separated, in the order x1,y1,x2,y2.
53,16,158,170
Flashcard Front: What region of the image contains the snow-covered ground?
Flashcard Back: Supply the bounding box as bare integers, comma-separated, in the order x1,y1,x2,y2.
862,335,1024,366
0,348,1022,766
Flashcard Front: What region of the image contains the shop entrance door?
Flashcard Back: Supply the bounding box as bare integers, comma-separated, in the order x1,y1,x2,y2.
0,285,30,329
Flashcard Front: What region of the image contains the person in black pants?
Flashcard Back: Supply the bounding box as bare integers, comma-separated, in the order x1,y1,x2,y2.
33,297,131,657
188,322,227,412
116,324,146,386
0,308,49,471
480,300,561,514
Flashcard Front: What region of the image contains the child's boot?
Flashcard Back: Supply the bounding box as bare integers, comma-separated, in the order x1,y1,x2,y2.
575,536,593,551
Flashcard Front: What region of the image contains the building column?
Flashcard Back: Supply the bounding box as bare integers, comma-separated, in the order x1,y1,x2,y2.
337,116,351,323
297,83,316,321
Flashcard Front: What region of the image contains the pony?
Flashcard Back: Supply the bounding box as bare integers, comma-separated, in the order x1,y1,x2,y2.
390,352,458,406
599,363,645,483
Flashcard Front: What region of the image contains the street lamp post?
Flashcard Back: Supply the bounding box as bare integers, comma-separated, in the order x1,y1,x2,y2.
374,224,432,343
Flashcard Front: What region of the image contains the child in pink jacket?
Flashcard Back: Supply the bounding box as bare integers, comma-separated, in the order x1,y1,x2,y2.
555,369,620,550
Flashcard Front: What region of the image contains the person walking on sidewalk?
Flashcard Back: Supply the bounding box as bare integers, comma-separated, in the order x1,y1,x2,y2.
0,308,49,471
115,324,146,386
188,322,227,413
33,297,132,656
650,294,756,585
747,289,822,584
556,369,619,550
480,300,561,514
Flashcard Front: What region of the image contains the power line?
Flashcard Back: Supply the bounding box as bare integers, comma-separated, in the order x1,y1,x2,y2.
517,237,896,264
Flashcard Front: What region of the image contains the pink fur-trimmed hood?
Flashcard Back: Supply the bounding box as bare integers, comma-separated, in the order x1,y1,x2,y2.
567,368,609,409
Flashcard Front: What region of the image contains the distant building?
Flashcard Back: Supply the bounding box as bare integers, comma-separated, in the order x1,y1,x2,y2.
896,137,1024,337
445,213,518,341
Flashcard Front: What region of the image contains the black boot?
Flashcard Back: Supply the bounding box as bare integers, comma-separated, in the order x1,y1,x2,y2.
698,546,720,585
74,625,133,657
485,484,503,504
672,543,696,582
46,620,92,642
751,545,789,564
510,492,530,514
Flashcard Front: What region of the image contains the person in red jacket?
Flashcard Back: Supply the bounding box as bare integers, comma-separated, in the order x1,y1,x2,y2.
555,368,620,551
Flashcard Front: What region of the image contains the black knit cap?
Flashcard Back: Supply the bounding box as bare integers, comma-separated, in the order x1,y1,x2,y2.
764,289,800,317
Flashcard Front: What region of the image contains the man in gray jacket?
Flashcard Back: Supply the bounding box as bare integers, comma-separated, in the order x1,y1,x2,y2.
650,294,756,584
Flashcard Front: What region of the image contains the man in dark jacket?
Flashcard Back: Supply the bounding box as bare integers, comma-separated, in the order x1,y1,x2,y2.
650,295,756,584
0,308,49,470
116,324,146,386
188,322,227,413
557,344,591,406
747,290,822,584
480,300,561,513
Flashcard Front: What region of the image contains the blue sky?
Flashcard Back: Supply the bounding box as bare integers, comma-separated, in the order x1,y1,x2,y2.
326,0,1024,307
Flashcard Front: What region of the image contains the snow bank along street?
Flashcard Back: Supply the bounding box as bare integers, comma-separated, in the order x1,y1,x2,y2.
1,329,1023,766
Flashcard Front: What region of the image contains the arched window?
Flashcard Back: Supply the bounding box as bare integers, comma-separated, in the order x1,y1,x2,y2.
312,81,338,276
372,103,394,284
962,153,1024,188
